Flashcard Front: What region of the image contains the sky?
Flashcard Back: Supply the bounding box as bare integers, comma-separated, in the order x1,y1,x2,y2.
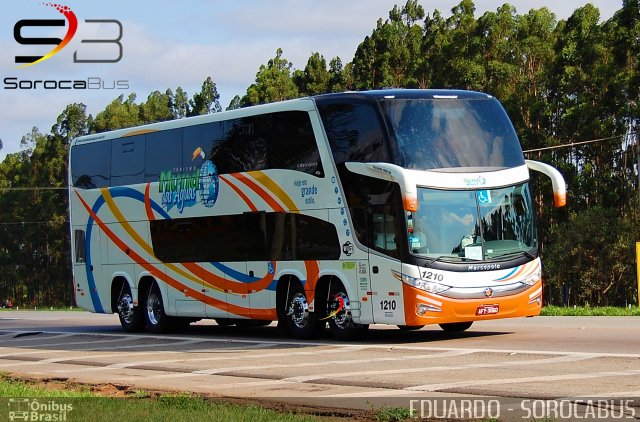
0,0,622,161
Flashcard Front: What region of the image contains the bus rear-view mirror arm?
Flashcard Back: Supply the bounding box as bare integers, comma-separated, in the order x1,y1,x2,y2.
525,160,567,208
345,162,419,212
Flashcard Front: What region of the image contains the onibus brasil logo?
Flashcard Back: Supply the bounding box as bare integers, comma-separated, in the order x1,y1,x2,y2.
158,147,219,213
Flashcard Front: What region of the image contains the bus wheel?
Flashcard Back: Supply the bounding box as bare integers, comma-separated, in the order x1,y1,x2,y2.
145,282,171,334
397,325,425,331
327,286,368,341
439,321,473,332
116,284,144,333
284,283,322,339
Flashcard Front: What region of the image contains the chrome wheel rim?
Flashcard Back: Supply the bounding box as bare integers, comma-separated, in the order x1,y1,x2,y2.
330,292,352,329
117,293,135,324
146,292,161,326
287,292,309,329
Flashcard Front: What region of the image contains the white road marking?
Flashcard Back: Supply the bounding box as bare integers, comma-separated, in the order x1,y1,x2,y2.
406,369,640,391
281,354,599,383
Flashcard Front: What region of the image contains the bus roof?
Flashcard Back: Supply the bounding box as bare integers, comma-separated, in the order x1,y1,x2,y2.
312,89,494,102
70,89,494,146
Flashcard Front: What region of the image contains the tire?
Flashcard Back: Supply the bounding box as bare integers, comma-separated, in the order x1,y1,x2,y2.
397,325,425,331
439,321,473,332
144,282,172,334
326,284,368,341
116,284,144,333
282,282,323,339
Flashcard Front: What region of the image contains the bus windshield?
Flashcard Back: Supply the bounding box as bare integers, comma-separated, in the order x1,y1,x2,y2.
380,98,525,171
408,183,537,261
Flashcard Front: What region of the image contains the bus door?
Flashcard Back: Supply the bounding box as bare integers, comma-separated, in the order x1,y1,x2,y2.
367,204,405,325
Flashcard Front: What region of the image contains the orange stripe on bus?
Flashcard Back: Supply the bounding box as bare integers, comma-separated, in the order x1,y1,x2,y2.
251,171,298,212
219,175,258,212
231,173,284,212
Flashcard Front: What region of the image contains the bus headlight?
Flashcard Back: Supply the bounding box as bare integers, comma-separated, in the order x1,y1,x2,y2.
522,269,542,286
392,270,450,294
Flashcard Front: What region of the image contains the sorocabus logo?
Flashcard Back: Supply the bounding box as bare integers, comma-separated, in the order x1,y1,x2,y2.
15,3,78,68
13,2,122,68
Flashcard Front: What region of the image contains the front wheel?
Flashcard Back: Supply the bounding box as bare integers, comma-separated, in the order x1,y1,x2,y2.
145,282,172,333
439,321,473,332
327,286,368,341
116,284,144,333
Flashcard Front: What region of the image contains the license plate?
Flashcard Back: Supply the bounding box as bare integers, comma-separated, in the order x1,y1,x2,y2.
476,304,499,315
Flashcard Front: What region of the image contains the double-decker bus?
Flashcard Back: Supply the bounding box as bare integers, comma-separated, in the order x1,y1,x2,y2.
68,89,566,340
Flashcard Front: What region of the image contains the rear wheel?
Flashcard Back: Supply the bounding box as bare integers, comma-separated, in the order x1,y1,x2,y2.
326,285,368,341
116,284,144,333
144,282,172,333
439,321,473,332
282,283,323,339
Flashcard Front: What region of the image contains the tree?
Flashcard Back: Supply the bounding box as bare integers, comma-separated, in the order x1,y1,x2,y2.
140,90,173,123
242,48,299,106
172,87,190,118
90,93,140,132
188,76,222,116
226,95,242,111
294,52,331,96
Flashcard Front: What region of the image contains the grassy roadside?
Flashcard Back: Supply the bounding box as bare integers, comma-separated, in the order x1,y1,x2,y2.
0,374,339,422
1,374,413,421
541,305,640,316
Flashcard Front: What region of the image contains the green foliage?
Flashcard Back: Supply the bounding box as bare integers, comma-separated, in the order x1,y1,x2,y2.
242,48,300,106
374,406,411,421
541,306,640,316
188,76,222,116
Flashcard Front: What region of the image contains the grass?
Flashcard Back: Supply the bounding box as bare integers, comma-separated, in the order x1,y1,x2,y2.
0,374,325,422
0,306,83,311
541,305,640,316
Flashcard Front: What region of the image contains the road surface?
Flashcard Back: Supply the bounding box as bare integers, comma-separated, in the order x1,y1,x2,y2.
0,311,638,420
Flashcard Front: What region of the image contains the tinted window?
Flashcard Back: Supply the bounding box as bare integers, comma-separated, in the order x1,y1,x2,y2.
146,129,182,181
151,212,339,262
71,141,111,188
318,101,391,166
342,172,405,259
74,230,86,263
184,122,223,170
73,111,323,189
380,98,525,170
111,135,145,185
211,111,323,176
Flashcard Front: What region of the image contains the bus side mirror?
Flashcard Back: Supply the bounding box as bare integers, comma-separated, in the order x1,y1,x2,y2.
525,160,567,208
345,162,419,212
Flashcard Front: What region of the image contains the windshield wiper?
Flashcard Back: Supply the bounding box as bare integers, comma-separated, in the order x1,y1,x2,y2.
490,250,536,260
422,255,463,268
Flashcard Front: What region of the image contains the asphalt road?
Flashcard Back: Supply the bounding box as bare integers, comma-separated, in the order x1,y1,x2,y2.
1,311,639,420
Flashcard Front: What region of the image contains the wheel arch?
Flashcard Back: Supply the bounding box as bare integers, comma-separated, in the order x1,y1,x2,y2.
275,273,302,321
110,273,134,314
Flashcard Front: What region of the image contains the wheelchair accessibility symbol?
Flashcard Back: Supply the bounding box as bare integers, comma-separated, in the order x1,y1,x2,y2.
477,190,491,204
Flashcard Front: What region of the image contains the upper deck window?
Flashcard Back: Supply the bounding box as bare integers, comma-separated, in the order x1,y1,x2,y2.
380,98,525,171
